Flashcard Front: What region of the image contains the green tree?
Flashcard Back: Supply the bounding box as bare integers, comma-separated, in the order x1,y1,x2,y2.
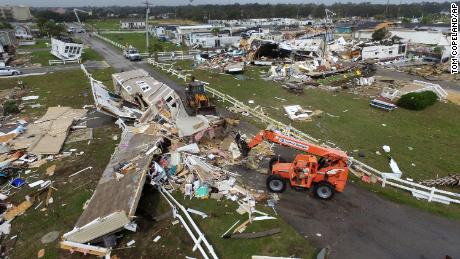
421,16,432,24
48,22,65,37
37,19,65,37
148,39,164,58
372,28,388,41
433,46,443,55
0,22,13,29
37,18,47,36
401,17,411,24
211,27,220,36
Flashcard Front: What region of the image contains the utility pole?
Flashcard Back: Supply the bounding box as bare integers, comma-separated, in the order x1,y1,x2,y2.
385,0,390,18
144,1,150,52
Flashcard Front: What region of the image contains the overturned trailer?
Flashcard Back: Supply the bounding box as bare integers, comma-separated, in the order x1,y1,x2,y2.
50,37,83,61
112,69,213,137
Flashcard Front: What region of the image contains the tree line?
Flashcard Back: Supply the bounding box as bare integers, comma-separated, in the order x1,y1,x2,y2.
31,2,456,23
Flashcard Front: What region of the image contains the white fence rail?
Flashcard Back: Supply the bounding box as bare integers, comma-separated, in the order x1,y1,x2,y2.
157,50,201,56
158,55,195,61
98,36,460,206
158,186,218,259
146,58,460,206
94,32,199,61
138,52,151,57
48,59,81,65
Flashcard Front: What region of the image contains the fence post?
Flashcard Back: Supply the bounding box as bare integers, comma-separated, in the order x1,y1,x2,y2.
382,176,386,188
428,187,436,202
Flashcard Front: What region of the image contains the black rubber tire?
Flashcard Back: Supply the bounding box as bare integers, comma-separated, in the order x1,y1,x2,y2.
313,181,335,200
268,156,287,172
266,174,287,193
12,72,18,75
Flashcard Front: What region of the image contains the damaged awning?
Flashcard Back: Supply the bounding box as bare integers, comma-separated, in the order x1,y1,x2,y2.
91,79,142,120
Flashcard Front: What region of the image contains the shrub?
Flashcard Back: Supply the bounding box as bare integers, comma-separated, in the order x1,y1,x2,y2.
3,100,20,115
372,28,388,41
397,91,438,110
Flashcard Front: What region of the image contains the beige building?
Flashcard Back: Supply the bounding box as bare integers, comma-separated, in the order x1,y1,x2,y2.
0,5,32,21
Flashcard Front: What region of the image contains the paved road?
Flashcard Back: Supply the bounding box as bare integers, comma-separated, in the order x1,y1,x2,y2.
377,65,459,91
81,33,460,259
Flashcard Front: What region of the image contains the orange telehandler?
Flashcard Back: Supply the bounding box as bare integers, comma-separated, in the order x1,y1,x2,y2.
235,129,349,200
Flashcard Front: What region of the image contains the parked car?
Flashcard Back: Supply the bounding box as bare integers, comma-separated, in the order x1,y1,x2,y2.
0,67,21,76
67,27,75,34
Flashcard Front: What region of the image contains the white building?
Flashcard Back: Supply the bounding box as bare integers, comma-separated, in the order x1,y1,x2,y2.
189,33,240,48
389,29,449,46
120,19,146,30
175,25,224,43
361,43,407,60
0,5,32,21
354,28,450,47
50,37,83,61
150,26,166,37
208,18,314,27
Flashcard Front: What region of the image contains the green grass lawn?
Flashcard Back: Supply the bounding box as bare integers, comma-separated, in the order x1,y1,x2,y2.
177,64,460,181
1,68,317,258
29,50,54,66
150,61,460,220
88,18,120,30
1,69,121,258
113,188,316,259
8,125,120,259
18,38,50,49
0,69,93,116
88,66,117,87
102,32,184,52
81,47,103,61
172,193,315,259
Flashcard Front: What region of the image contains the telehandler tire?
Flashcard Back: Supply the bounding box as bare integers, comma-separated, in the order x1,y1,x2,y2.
313,181,335,200
266,174,287,193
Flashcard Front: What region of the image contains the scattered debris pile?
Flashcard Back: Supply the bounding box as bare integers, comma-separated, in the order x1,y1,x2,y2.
420,174,460,188
195,50,246,74
283,105,322,121
58,67,285,258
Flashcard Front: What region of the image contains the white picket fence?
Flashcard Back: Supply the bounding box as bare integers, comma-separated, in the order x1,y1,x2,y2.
93,32,126,50
99,36,460,206
146,59,460,206
148,58,191,82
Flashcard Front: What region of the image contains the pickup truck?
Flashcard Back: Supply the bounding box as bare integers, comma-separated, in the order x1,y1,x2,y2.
123,47,141,61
